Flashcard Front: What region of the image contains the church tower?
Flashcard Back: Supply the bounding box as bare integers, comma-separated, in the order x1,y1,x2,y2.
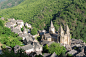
58,25,64,43
64,24,71,45
49,21,55,34
65,24,70,34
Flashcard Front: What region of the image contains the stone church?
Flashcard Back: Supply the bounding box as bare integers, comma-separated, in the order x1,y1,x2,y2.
41,21,71,45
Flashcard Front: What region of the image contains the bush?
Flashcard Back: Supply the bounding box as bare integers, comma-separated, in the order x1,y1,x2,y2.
31,27,37,35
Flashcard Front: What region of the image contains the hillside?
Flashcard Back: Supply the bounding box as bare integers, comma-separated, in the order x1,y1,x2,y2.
0,0,86,41
0,19,22,48
0,0,24,9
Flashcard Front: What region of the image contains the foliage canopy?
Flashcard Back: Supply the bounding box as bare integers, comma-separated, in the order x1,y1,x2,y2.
48,43,66,56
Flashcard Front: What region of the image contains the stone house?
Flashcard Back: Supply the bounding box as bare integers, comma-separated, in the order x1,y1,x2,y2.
16,20,24,28
14,42,42,55
25,22,32,28
6,20,17,28
11,27,22,34
41,21,71,45
67,50,78,56
76,52,85,57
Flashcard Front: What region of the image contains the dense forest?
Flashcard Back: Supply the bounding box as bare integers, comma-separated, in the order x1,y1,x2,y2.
0,0,86,42
0,19,22,48
0,0,24,9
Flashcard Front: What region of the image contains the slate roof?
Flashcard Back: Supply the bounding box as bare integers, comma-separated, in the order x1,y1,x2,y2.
8,18,15,21
65,44,72,51
68,50,77,55
45,33,51,38
25,36,33,42
17,20,23,22
76,52,85,57
51,52,58,57
43,53,51,57
14,45,20,49
10,20,16,24
21,44,33,50
19,33,24,38
21,42,42,50
40,40,54,46
11,28,21,34
6,22,12,28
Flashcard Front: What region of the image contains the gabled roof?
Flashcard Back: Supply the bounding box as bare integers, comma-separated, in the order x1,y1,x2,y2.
76,52,85,57
6,22,12,28
11,28,21,34
21,44,33,50
51,52,58,57
68,50,77,55
25,36,33,42
45,33,51,38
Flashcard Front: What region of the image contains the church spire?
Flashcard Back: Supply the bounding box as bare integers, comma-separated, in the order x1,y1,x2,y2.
49,21,55,34
50,21,54,28
65,24,70,34
58,25,64,33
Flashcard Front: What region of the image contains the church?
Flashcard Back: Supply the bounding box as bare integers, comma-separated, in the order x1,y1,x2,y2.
41,21,71,45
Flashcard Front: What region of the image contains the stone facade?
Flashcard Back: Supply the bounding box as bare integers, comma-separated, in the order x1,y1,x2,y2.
41,21,71,45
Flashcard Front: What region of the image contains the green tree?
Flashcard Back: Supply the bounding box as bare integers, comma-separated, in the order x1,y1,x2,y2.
43,44,49,53
0,49,29,57
48,43,66,56
21,27,24,32
31,27,37,35
0,16,1,18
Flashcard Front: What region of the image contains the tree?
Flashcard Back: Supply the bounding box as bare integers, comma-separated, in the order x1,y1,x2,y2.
48,43,66,56
67,53,73,57
0,49,29,57
21,27,24,32
31,27,37,35
43,44,49,53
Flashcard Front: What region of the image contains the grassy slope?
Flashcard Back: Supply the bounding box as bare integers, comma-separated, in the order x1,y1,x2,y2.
0,0,86,41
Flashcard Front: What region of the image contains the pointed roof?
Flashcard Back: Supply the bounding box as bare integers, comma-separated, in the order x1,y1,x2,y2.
65,24,70,32
51,52,58,57
58,25,64,33
50,21,54,28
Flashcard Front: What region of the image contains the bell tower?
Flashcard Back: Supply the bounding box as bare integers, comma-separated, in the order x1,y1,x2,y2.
49,21,55,34
58,25,64,44
65,24,71,45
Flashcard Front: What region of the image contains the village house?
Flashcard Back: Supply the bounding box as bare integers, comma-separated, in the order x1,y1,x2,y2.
16,20,24,28
24,22,32,28
67,50,78,56
14,41,42,55
6,18,17,28
41,21,71,45
76,52,85,57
